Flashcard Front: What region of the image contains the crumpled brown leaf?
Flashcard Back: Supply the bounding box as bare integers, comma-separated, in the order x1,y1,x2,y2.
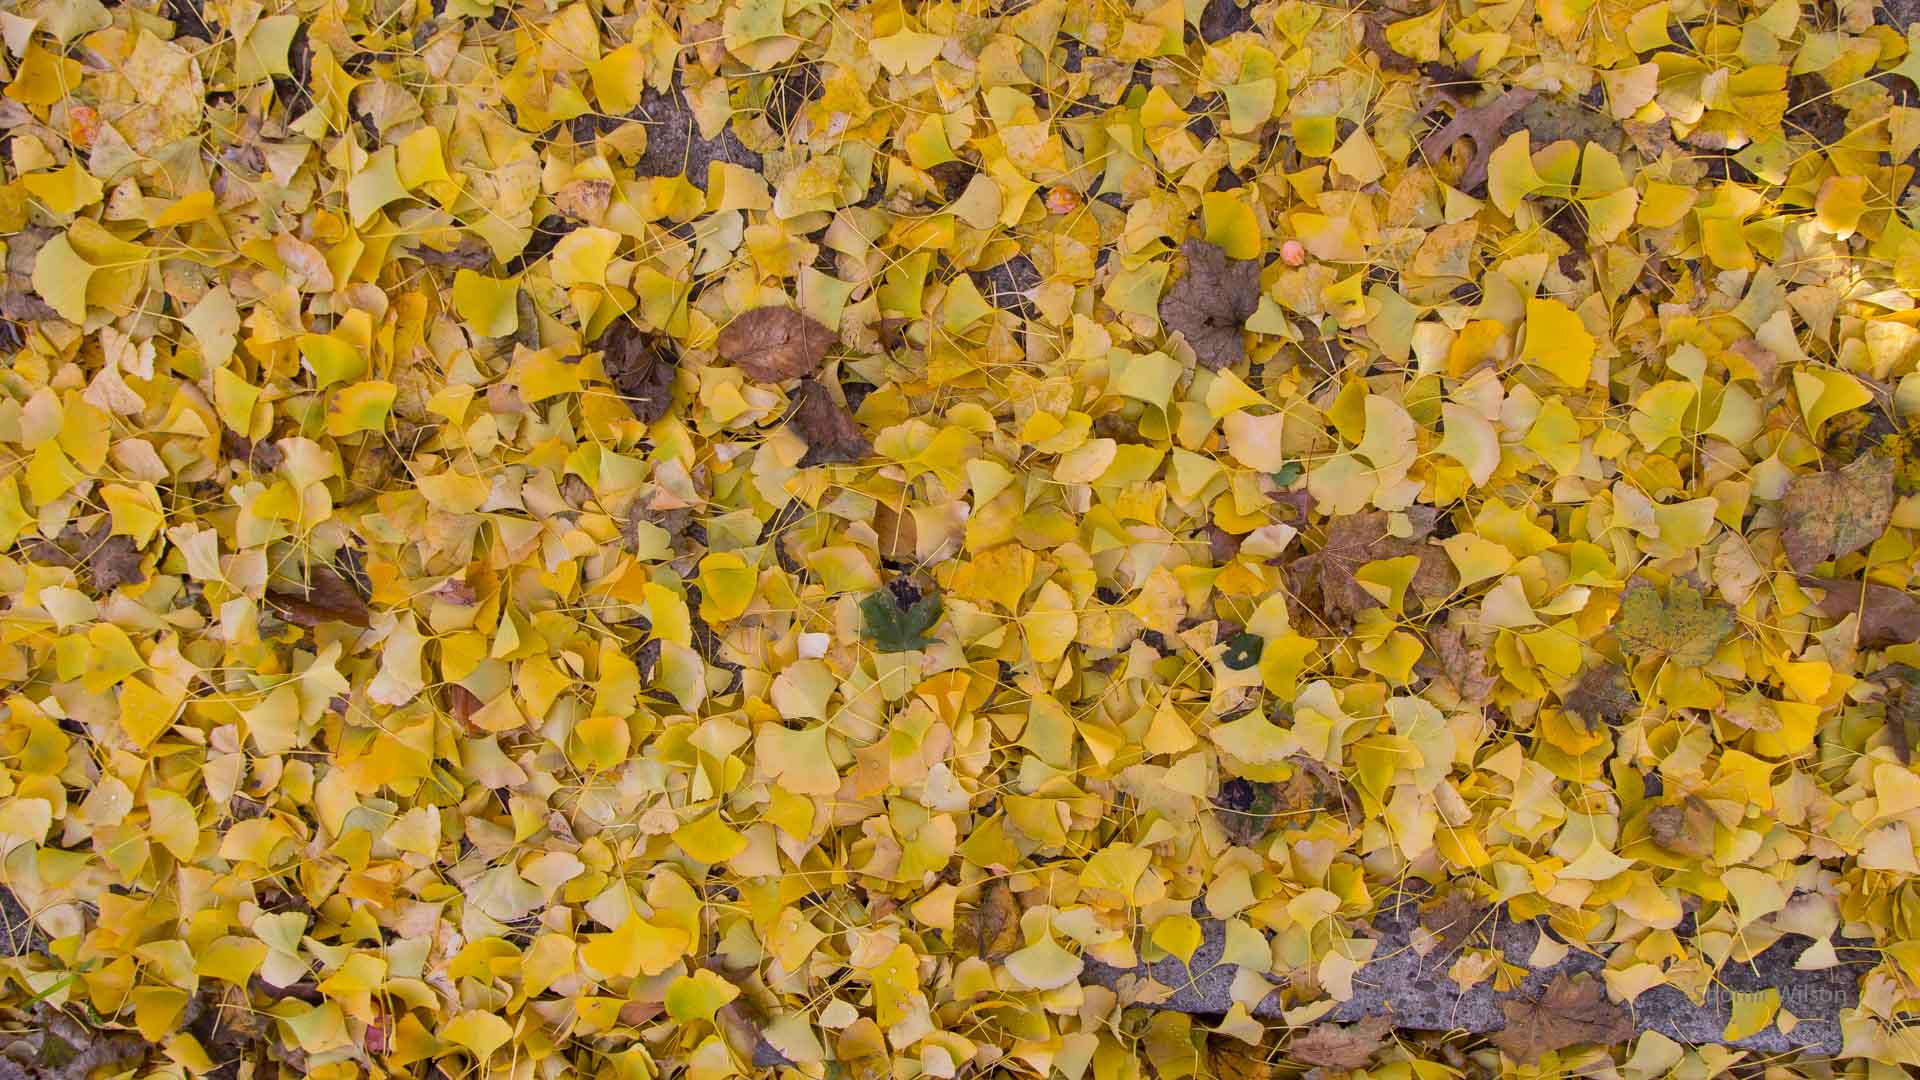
1287,512,1455,628
1418,889,1489,955
1781,453,1894,570
597,320,678,423
972,878,1022,962
1490,973,1633,1063
1159,240,1260,370
1287,1014,1393,1069
790,380,871,466
716,306,837,381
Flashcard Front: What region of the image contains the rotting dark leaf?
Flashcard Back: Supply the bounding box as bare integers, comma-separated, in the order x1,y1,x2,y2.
1288,1013,1393,1070
1798,576,1920,649
1159,239,1260,370
1782,453,1895,570
221,427,285,473
716,306,838,382
1563,661,1637,731
409,238,495,270
1196,0,1256,41
86,534,146,594
790,380,872,466
267,564,371,628
1490,973,1634,1064
1221,632,1263,671
596,320,678,423
1212,776,1281,846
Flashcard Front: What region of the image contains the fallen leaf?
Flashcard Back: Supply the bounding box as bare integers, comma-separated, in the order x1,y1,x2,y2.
1159,240,1260,370
597,320,678,423
1288,1014,1393,1070
1874,664,1920,764
1288,513,1455,628
790,380,872,466
1648,795,1716,859
1417,88,1539,193
1563,662,1638,730
21,521,146,593
716,306,837,382
860,578,941,652
1418,890,1488,955
267,563,372,628
975,879,1021,962
1613,578,1735,668
1798,576,1920,648
1490,974,1633,1063
1781,453,1895,570
1426,626,1496,705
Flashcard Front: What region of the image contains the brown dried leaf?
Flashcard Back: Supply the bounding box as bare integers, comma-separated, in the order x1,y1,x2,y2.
791,380,872,466
976,879,1022,962
87,533,146,593
1563,662,1637,730
1418,88,1539,192
597,320,678,423
1288,512,1455,628
1427,626,1496,705
1359,16,1415,72
1288,1014,1393,1070
1490,973,1633,1064
221,426,285,473
1159,240,1260,370
21,522,146,593
717,306,837,382
1781,453,1895,571
1799,575,1920,648
267,564,371,628
1418,889,1489,955
409,238,494,270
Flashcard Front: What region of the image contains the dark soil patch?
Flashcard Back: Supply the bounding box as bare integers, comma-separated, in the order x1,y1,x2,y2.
974,255,1040,319
631,85,764,186
1786,73,1847,145
1197,0,1255,41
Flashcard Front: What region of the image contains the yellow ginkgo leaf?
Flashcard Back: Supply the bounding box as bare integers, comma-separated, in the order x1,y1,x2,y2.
1004,935,1083,990
1519,296,1595,388
452,269,521,338
30,232,94,323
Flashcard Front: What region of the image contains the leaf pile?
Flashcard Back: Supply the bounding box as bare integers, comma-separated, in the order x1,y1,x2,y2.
2,0,1920,1073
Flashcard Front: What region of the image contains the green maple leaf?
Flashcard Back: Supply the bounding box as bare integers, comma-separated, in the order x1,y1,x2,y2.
1613,578,1735,668
860,580,942,653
